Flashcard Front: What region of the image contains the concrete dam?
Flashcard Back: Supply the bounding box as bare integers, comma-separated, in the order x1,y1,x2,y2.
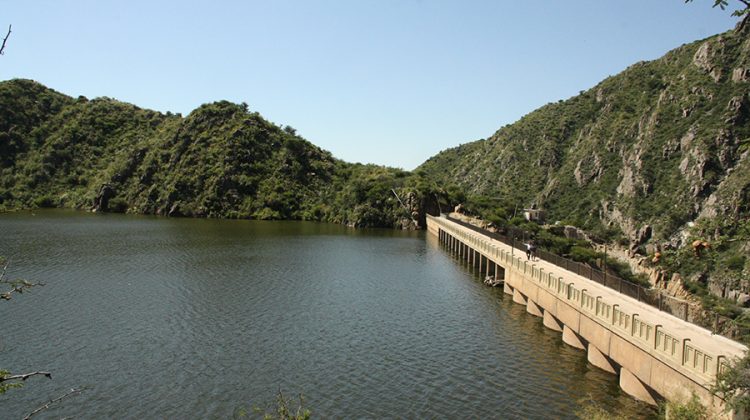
426,214,746,414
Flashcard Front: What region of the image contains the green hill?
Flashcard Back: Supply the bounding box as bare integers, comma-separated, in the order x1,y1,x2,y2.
2,26,749,313
418,27,750,310
0,79,436,228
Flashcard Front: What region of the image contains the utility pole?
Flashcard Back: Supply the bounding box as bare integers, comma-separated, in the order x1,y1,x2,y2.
604,243,608,288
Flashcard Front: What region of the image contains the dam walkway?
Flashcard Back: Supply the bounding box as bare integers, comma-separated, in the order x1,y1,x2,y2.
426,214,746,413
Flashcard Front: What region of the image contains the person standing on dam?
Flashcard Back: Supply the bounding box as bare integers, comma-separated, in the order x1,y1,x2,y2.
525,241,537,261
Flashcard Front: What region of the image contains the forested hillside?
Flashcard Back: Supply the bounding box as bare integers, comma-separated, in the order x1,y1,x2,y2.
2,26,750,311
419,27,750,303
0,79,438,229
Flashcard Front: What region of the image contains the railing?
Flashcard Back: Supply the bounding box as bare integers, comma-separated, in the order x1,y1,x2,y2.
431,216,736,380
433,215,749,344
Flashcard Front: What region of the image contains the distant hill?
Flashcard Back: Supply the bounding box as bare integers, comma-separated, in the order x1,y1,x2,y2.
418,27,750,294
2,26,749,310
0,79,436,228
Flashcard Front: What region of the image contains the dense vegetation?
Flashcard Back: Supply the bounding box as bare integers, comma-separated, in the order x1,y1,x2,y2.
419,26,750,305
0,79,444,229
1,26,749,315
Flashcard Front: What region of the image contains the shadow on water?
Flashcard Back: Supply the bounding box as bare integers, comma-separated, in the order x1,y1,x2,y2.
0,210,657,419
436,236,659,419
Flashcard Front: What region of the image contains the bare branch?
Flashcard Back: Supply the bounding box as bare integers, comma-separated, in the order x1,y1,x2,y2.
0,257,9,283
0,371,52,383
24,387,83,420
0,25,10,56
0,257,45,300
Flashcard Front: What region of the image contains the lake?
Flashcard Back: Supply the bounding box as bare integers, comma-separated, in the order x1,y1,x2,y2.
0,211,654,418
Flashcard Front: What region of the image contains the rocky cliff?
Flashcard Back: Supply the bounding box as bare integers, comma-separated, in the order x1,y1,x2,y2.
419,27,750,304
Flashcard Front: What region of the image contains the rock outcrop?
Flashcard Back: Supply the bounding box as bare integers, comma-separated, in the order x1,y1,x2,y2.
92,184,115,212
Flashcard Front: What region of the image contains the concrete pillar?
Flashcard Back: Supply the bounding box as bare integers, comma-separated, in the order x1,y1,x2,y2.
512,289,527,305
588,345,617,374
503,282,514,296
543,311,563,332
619,367,658,406
526,299,543,317
562,325,587,350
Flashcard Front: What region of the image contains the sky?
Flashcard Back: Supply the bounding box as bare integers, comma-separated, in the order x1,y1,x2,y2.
0,1,741,170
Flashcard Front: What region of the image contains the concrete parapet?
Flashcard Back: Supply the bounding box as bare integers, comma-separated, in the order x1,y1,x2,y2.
620,367,658,406
556,301,581,331
562,324,587,350
536,289,558,315
578,316,612,355
609,333,653,385
426,215,747,413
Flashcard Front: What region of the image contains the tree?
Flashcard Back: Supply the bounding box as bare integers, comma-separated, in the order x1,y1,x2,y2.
0,257,83,418
685,0,750,31
712,352,750,414
0,25,10,56
0,257,48,394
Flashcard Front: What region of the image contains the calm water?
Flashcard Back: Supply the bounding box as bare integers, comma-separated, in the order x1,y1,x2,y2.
0,211,655,419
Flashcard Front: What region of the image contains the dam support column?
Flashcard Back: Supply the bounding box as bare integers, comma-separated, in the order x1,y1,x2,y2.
543,311,563,332
526,299,543,318
587,345,617,374
619,368,658,406
562,325,587,350
503,282,514,296
512,289,527,305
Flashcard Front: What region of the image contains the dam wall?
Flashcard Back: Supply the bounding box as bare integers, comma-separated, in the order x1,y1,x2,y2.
427,215,746,415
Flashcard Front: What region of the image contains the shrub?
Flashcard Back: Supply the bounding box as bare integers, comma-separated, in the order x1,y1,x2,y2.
107,197,128,213
726,255,746,272
32,195,55,208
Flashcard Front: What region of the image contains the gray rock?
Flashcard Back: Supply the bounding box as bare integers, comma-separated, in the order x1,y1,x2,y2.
92,184,115,212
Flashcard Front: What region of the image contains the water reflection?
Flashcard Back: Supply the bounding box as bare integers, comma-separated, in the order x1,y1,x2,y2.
0,211,655,419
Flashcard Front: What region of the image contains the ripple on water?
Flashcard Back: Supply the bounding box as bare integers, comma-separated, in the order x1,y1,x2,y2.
0,212,657,419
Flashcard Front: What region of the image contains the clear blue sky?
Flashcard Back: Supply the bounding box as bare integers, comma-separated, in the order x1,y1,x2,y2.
0,0,740,170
